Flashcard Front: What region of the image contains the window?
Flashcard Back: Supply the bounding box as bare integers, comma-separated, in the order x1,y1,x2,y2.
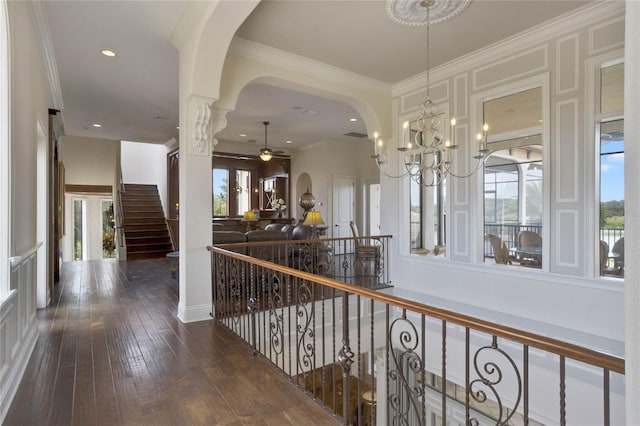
212,168,229,216
102,200,115,259
235,170,252,216
482,87,543,267
212,154,261,218
597,62,624,277
409,117,447,254
73,199,87,261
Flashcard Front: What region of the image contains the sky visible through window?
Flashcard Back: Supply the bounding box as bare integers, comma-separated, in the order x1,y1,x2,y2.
601,139,624,202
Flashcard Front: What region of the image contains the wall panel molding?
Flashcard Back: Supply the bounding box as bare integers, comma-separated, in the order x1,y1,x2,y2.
555,99,579,203
453,211,469,257
400,80,449,114
588,16,624,56
473,46,548,91
453,74,468,120
556,34,580,95
555,209,580,268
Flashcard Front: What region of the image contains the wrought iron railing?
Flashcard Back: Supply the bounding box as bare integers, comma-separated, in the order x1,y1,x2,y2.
208,242,625,425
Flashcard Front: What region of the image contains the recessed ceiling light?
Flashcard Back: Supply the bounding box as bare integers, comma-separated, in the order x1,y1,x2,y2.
239,133,247,137
92,123,102,128
286,140,292,144
101,49,116,57
349,118,358,122
302,109,318,116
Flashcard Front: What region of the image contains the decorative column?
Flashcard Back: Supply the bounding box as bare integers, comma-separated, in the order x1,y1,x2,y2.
178,96,229,322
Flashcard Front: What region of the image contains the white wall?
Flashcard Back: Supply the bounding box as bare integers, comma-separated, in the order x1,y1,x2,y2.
387,2,626,349
291,139,378,232
1,1,52,422
121,141,168,215
9,2,51,256
61,135,119,186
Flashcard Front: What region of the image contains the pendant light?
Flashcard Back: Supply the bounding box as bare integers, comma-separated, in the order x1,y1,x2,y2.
259,121,273,162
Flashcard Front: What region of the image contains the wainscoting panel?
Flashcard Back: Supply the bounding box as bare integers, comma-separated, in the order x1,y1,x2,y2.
0,247,39,423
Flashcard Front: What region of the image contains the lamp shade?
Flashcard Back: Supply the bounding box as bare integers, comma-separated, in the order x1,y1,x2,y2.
241,211,258,222
302,210,325,226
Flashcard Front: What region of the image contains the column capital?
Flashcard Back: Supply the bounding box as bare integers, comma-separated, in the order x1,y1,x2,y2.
187,95,216,156
210,107,230,152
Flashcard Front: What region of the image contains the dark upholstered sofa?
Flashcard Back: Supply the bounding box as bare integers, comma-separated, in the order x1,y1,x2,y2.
212,224,315,264
212,224,313,246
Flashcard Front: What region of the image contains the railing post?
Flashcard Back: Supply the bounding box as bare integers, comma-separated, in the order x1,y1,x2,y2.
338,290,354,424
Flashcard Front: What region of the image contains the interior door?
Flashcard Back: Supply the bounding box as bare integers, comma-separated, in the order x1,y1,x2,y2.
332,175,355,252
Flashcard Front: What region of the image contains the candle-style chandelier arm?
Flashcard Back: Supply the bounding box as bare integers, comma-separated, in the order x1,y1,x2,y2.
372,0,490,188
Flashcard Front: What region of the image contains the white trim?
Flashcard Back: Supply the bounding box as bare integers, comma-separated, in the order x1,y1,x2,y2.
584,50,625,279
177,302,213,323
0,0,9,292
230,37,390,96
28,1,63,109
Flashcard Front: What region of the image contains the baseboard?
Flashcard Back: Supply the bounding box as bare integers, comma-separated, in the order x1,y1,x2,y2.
177,302,213,323
0,322,38,424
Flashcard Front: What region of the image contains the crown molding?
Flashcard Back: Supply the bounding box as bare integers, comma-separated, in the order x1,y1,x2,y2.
29,1,63,110
229,37,391,96
392,0,625,97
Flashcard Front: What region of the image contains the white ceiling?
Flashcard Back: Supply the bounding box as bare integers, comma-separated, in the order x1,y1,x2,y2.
42,0,593,150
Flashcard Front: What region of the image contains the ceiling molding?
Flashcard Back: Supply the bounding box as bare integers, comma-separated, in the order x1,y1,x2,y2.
28,1,63,109
229,37,391,96
392,0,624,97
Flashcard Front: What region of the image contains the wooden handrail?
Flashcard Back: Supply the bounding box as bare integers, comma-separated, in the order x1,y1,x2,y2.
208,244,625,374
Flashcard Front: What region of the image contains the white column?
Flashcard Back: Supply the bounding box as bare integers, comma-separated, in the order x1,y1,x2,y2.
625,1,640,423
177,97,229,322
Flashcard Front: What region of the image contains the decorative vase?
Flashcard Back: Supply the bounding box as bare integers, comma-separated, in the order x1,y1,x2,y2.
278,211,283,218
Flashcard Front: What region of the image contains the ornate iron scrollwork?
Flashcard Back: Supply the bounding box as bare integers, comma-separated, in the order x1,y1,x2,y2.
388,317,424,425
468,339,522,426
296,279,315,371
268,274,284,356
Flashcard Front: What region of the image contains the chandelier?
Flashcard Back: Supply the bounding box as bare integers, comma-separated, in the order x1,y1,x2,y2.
373,0,488,187
259,121,273,162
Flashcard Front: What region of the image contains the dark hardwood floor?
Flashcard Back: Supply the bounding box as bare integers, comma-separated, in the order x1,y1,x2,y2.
4,258,337,425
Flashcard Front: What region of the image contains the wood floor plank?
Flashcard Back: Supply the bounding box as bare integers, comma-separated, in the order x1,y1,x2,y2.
5,258,338,426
